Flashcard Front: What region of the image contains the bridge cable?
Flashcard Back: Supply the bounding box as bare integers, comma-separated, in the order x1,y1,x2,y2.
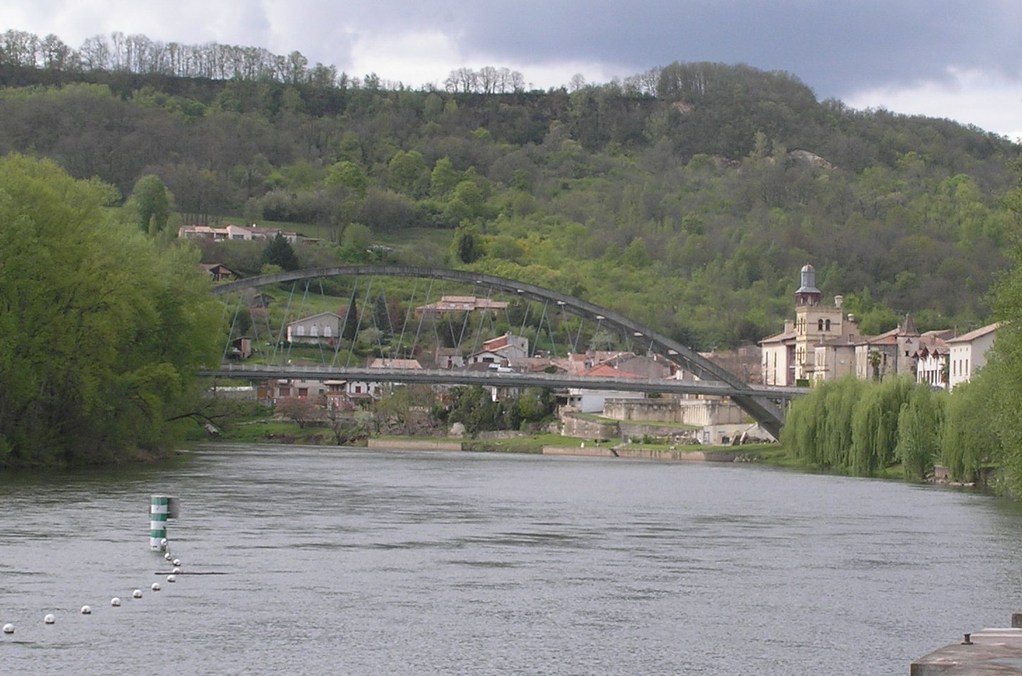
254,289,274,358
221,292,244,363
517,296,532,340
546,301,563,358
396,277,420,360
316,278,329,365
410,277,435,363
452,279,473,351
571,314,587,354
467,284,495,361
282,279,313,367
270,282,298,366
531,300,549,358
370,287,389,361
331,280,360,367
345,278,374,368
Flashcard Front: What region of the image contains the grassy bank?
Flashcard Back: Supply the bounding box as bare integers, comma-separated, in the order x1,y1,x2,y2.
201,419,782,460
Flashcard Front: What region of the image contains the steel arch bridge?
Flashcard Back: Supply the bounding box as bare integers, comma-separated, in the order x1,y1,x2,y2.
210,265,793,438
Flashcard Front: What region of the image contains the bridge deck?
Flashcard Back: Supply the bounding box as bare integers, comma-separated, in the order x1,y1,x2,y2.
202,364,808,401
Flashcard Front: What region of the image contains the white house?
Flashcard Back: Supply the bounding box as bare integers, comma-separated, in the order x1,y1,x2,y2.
911,331,953,389
178,223,300,243
468,333,529,366
286,312,342,345
566,362,646,413
760,320,796,386
947,322,1000,390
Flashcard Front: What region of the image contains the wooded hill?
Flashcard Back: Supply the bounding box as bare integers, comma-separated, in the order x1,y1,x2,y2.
1,31,1019,350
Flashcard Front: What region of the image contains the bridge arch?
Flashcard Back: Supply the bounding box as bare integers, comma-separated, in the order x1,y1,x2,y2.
212,265,787,437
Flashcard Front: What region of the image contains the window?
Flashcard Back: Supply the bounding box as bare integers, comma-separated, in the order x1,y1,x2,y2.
296,325,305,336
825,319,831,331
324,325,332,338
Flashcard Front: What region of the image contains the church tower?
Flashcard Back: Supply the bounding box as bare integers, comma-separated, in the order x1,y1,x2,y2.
793,264,844,381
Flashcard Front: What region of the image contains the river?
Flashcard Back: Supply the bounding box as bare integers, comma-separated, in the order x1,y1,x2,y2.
2,444,1020,675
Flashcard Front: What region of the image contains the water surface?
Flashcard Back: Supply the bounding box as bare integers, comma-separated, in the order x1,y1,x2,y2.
2,445,1020,674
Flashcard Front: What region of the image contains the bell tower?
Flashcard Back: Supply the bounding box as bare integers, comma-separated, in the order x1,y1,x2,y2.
795,264,821,306
793,264,844,381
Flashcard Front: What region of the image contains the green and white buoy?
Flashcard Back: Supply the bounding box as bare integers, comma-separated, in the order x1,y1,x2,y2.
149,495,179,551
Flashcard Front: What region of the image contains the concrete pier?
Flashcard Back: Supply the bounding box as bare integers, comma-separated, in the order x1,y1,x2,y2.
912,617,1022,674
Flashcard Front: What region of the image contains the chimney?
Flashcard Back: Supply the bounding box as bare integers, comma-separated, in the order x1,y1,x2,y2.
834,295,843,308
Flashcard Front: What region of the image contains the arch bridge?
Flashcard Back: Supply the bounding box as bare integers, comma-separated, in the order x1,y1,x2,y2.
209,265,799,438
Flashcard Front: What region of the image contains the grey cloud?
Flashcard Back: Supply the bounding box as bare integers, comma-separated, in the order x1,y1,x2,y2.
328,0,1022,97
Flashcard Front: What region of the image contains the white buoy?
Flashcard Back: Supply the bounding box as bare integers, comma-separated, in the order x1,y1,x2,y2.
172,559,181,567
3,623,14,634
151,583,161,592
80,606,92,615
172,567,181,574
44,614,55,625
164,553,172,561
167,574,176,583
132,589,143,599
111,597,121,607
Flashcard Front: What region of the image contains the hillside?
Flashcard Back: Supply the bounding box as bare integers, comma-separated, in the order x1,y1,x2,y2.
1,36,1018,349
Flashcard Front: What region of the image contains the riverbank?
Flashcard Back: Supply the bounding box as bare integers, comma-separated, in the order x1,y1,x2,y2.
195,417,974,486
367,435,766,462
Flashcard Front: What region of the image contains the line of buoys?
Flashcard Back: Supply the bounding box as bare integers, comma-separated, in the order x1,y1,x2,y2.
3,497,189,639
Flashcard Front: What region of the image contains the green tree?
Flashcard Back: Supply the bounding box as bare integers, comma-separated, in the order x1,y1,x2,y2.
261,233,299,271
452,223,483,264
387,150,428,197
0,154,221,467
326,160,368,196
130,174,172,234
341,294,359,342
895,385,944,480
941,377,1000,482
430,157,461,198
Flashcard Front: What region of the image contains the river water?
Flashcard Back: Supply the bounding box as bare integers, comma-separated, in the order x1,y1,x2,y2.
2,444,1021,675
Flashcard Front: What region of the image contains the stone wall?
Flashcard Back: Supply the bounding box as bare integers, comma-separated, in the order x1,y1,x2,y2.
602,398,748,426
560,414,619,440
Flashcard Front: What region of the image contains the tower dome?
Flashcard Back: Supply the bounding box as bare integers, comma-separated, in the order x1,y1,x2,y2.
795,264,821,306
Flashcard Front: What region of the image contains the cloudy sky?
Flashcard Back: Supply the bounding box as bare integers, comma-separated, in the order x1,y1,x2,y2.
7,0,1022,140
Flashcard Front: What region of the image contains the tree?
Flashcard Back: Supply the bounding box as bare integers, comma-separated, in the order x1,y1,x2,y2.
0,154,221,467
895,385,944,480
430,157,460,198
452,223,483,264
341,294,359,342
275,397,319,428
867,350,882,380
261,233,299,271
130,174,172,234
387,150,428,197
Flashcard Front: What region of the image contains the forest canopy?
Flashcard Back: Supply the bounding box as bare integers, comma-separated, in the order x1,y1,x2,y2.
0,29,1018,351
